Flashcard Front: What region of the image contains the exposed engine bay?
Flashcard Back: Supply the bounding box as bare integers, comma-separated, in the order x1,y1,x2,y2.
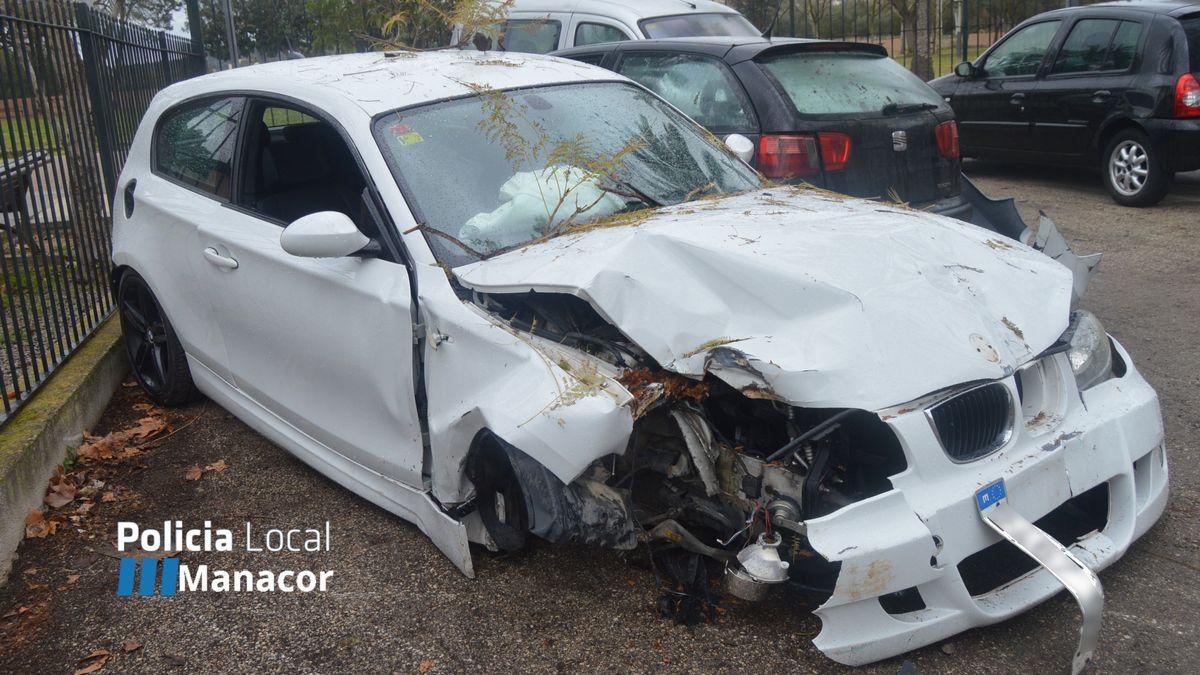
469,289,909,604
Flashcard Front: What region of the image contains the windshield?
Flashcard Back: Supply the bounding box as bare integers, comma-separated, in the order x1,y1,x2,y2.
758,51,944,116
374,82,760,266
640,13,759,39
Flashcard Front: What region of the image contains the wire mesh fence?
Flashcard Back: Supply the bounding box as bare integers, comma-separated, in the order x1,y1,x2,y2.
0,0,202,424
730,0,1105,80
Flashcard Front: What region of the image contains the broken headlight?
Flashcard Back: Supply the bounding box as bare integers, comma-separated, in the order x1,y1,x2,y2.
1067,310,1113,391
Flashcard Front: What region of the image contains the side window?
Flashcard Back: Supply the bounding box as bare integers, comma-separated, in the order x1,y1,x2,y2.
237,101,372,233
154,97,242,199
616,53,755,133
468,19,562,53
568,52,607,67
1103,21,1142,71
984,20,1062,77
1053,19,1120,73
575,22,630,47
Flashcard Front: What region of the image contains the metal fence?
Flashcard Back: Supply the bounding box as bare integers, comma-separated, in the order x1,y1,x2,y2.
0,0,203,423
730,0,1103,79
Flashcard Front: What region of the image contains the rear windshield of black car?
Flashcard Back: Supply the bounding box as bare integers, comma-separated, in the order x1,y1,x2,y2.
758,51,944,116
1184,15,1200,72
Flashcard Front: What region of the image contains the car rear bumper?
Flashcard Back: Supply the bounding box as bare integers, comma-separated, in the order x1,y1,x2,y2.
806,337,1168,666
922,193,973,222
1143,118,1200,172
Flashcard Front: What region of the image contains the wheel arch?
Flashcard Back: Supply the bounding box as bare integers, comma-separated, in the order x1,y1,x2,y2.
1094,117,1146,159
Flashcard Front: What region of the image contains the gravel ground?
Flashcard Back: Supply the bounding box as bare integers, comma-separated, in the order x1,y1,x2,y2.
1,165,1198,674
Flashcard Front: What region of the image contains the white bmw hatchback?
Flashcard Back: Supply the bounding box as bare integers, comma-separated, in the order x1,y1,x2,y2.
114,51,1167,669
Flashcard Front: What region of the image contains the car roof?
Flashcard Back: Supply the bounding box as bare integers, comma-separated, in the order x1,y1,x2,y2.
553,37,888,63
1037,0,1200,18
154,51,625,119
504,0,741,20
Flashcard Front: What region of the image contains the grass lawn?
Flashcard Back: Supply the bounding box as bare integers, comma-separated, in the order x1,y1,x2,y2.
893,44,988,79
1,116,60,157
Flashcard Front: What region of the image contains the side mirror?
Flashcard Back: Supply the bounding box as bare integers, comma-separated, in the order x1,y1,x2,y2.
724,133,755,163
954,61,977,79
280,211,371,258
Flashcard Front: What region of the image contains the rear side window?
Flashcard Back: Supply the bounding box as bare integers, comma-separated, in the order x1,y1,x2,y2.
1183,15,1200,72
985,20,1061,77
154,97,242,199
1052,19,1142,74
616,53,755,132
758,52,942,116
575,23,629,47
639,13,759,39
469,19,562,53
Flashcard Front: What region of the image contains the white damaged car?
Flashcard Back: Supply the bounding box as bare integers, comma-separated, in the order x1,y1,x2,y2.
112,52,1167,670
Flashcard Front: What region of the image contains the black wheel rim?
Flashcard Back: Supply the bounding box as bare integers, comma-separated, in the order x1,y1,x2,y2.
119,278,170,393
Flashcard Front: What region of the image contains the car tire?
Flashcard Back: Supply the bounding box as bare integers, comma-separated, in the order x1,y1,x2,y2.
117,271,199,407
468,447,529,553
1102,129,1172,207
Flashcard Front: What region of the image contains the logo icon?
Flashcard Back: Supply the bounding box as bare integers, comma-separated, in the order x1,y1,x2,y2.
117,557,179,597
892,130,908,152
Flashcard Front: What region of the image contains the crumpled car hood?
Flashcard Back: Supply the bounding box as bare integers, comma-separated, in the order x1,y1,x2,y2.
455,188,1074,410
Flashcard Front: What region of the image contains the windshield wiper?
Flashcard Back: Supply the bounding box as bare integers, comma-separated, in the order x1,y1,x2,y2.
881,102,938,116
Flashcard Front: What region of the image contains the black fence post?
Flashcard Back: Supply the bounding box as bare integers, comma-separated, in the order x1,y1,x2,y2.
72,2,118,204
961,0,970,65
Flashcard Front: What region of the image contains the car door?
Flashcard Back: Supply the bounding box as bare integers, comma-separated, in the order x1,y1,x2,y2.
136,95,244,384
193,98,424,487
613,50,759,141
954,19,1064,157
1032,18,1144,159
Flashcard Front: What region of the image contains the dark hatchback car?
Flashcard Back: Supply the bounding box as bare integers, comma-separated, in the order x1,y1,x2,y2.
930,1,1200,207
554,38,971,218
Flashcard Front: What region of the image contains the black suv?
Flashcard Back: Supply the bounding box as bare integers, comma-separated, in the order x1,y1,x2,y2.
930,1,1200,206
555,38,971,219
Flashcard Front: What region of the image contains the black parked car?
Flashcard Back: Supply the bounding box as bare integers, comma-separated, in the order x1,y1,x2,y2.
930,1,1200,207
554,38,973,219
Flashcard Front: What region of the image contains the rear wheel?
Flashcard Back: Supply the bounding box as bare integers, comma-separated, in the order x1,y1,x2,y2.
117,271,198,406
1102,129,1172,207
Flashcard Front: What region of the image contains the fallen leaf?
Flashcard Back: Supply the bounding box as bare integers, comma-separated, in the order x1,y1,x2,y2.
101,492,117,502
74,649,110,675
24,509,55,538
22,568,37,575
205,459,229,472
183,466,203,481
163,653,185,667
418,659,436,673
45,479,78,508
66,574,80,584
120,639,142,652
76,501,94,515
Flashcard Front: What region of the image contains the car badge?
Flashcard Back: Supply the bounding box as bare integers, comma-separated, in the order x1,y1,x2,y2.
892,130,908,152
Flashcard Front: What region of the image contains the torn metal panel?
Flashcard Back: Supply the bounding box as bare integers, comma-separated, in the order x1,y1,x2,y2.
670,407,721,496
457,188,1073,410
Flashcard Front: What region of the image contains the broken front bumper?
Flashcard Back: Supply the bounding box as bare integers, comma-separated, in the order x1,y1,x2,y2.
806,337,1168,666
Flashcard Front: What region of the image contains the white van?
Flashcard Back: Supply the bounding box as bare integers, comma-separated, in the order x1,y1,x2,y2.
453,0,760,54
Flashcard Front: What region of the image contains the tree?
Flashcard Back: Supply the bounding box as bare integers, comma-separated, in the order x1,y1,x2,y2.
93,0,181,30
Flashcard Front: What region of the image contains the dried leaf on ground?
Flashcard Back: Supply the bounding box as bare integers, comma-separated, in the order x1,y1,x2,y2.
74,649,110,675
205,459,229,473
183,466,203,481
101,491,117,503
418,659,436,673
66,574,80,585
44,478,77,509
24,510,56,539
120,639,142,652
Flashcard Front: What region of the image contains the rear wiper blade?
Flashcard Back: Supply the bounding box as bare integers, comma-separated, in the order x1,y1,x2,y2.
881,101,938,116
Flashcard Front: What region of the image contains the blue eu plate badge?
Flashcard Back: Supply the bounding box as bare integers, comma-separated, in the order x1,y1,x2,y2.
975,479,1007,511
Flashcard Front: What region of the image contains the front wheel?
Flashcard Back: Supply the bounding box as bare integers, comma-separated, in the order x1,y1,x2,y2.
117,271,199,406
1102,129,1172,207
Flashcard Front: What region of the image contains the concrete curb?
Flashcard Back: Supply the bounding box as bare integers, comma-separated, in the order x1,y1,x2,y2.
0,314,127,584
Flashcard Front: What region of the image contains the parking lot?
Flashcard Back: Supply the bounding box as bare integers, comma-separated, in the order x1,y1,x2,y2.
1,164,1198,674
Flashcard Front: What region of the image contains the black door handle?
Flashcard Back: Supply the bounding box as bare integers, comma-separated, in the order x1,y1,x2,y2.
1093,90,1111,100
123,179,137,219
1009,93,1026,105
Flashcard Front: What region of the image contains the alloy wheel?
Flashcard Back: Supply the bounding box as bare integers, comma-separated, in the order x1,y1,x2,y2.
119,278,170,393
1109,139,1149,197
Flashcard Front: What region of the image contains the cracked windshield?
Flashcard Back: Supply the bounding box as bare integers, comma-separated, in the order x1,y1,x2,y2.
374,82,760,265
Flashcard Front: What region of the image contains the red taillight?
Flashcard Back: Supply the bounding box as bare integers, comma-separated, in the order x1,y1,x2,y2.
818,132,852,172
1175,73,1200,118
757,133,852,179
935,120,960,158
